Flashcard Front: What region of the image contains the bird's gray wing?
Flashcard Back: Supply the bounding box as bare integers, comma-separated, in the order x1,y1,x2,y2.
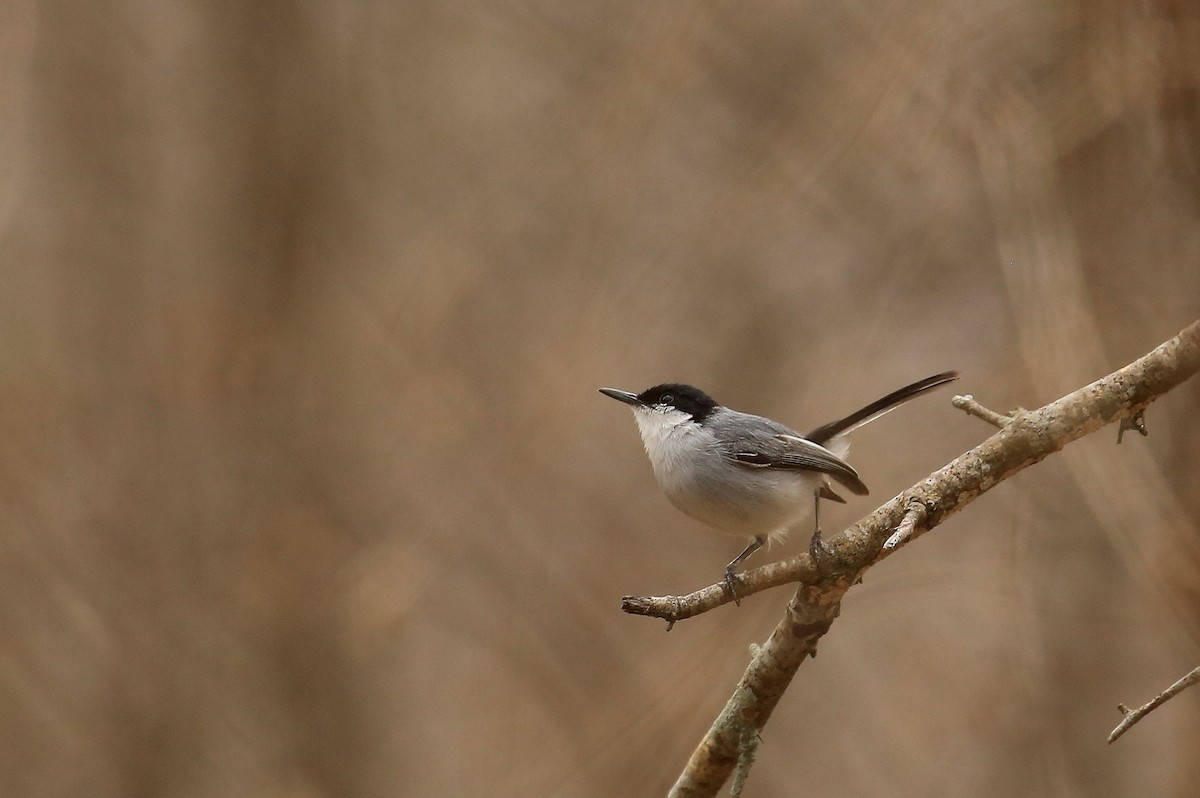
730,433,868,496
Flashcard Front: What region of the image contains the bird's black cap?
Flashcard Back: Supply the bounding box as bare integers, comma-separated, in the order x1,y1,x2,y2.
636,383,718,422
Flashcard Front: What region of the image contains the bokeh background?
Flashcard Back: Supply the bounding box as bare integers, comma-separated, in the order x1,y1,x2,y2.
1,2,1199,796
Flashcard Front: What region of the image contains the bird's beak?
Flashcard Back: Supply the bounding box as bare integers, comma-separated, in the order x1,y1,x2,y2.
599,387,643,407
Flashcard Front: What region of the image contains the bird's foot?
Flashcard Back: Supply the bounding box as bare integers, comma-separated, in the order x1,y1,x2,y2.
723,565,743,606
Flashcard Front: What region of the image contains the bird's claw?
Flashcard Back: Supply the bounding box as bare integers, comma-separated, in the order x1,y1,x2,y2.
723,566,743,606
809,528,832,577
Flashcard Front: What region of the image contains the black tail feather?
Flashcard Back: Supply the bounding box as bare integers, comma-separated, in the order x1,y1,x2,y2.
805,371,959,445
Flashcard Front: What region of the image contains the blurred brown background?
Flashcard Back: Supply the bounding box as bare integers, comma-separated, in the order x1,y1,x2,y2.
1,2,1198,796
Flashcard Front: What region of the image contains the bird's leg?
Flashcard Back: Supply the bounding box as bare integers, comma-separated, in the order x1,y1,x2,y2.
724,536,765,606
808,490,831,575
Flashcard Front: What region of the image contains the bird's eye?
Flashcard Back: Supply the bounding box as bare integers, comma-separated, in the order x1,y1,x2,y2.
659,393,674,406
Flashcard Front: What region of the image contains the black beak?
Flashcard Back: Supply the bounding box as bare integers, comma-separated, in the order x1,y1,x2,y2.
599,387,643,407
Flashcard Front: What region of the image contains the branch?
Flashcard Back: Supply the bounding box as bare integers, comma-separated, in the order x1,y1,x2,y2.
670,581,847,798
645,319,1200,797
1108,665,1200,744
621,555,823,628
620,503,927,630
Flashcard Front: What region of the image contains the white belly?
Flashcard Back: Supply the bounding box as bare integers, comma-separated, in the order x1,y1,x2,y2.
664,463,823,541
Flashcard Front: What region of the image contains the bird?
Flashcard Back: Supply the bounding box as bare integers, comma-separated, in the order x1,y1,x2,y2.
600,371,958,596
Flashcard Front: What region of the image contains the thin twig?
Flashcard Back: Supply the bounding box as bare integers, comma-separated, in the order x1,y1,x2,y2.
1108,665,1200,744
951,394,1013,428
652,319,1200,798
1116,409,1148,444
621,555,821,624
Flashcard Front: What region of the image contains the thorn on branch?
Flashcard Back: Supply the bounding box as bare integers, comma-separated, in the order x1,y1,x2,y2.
951,394,1015,428
1108,665,1200,744
1117,409,1148,444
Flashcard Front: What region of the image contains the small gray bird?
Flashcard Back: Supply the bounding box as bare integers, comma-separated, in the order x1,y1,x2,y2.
600,371,957,595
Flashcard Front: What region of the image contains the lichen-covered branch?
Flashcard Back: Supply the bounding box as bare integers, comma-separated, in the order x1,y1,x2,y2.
651,319,1200,797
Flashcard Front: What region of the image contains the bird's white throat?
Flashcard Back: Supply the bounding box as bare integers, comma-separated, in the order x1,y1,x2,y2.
631,407,705,475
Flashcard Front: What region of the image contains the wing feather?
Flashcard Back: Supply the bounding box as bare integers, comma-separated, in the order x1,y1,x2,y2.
731,433,868,495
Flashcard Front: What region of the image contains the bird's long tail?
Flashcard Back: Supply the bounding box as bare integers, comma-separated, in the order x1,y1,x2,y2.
805,371,959,446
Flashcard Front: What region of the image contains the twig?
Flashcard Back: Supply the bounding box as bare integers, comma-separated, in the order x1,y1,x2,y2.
621,556,822,624
951,394,1014,428
1116,409,1147,444
884,501,926,550
1108,665,1200,744
650,319,1200,797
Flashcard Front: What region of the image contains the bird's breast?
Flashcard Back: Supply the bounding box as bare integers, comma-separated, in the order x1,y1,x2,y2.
637,426,818,538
